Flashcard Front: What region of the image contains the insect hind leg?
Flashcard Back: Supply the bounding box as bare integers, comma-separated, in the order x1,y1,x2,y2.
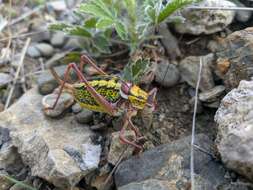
80,54,108,75
50,63,116,115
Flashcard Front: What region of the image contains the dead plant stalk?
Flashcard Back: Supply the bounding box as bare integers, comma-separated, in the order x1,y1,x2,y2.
190,57,203,190
4,38,31,110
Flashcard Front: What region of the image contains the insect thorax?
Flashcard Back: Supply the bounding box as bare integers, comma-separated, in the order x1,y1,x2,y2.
73,76,121,113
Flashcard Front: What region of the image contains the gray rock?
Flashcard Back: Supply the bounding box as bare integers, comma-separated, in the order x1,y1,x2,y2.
214,27,253,90
42,92,74,117
155,59,180,87
0,88,100,189
75,109,93,124
37,65,66,95
72,103,82,114
26,46,41,58
0,127,24,175
115,134,228,189
64,143,101,172
157,23,181,59
63,38,83,50
108,131,135,165
0,73,12,88
50,32,66,47
118,179,175,190
35,43,55,57
118,176,215,190
215,80,253,182
232,0,252,22
199,85,226,102
174,0,236,35
179,54,215,91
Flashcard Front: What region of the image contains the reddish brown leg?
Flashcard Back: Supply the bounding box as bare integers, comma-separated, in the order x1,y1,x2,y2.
49,63,117,115
80,54,108,75
119,110,144,153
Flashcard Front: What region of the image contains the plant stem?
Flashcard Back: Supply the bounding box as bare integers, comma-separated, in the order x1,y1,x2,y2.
1,174,37,190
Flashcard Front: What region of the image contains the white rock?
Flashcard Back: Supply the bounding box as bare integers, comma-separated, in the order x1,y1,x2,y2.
47,0,67,12
0,88,100,189
174,0,236,35
81,143,101,171
215,80,253,182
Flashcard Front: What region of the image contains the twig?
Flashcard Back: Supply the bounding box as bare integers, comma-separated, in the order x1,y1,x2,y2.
188,6,253,11
190,57,203,190
4,38,31,110
103,146,129,187
185,37,201,45
8,5,44,26
0,30,46,42
193,144,215,159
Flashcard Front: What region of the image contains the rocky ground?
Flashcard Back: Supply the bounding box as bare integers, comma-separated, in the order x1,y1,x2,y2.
1,0,253,190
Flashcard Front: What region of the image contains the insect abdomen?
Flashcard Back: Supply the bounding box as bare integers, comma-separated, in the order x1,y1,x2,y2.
73,77,121,113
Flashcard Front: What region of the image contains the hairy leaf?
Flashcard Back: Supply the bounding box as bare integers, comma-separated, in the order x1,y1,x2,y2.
115,22,127,40
48,23,70,31
84,17,97,28
158,0,202,23
65,26,92,37
79,2,113,20
122,58,151,84
93,35,111,53
63,52,82,64
96,19,114,29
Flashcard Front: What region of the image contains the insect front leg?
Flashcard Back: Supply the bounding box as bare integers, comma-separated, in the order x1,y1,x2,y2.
80,54,108,75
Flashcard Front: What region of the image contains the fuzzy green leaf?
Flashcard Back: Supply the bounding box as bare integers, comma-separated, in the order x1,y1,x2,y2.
93,35,111,53
79,2,113,20
124,0,136,20
84,17,97,28
158,0,202,23
65,26,92,37
145,5,156,23
122,58,151,84
96,19,114,29
63,52,81,64
114,22,127,40
48,23,70,31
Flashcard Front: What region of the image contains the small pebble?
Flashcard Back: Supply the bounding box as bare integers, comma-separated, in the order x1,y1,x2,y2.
50,32,66,47
63,38,82,50
155,59,180,87
47,0,67,12
26,46,41,58
75,108,93,124
0,73,12,88
35,43,55,57
72,103,82,114
42,92,74,117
